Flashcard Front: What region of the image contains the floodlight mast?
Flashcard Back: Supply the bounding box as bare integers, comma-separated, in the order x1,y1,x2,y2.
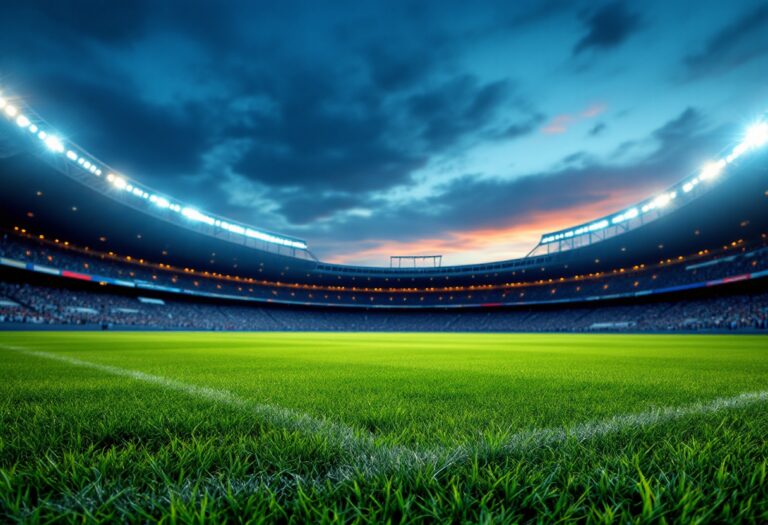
390,255,443,269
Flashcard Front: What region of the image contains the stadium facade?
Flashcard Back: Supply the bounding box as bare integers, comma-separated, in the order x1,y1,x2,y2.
0,89,767,330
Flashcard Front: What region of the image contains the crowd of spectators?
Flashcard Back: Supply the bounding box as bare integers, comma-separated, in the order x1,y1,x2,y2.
1,280,766,332
2,232,768,308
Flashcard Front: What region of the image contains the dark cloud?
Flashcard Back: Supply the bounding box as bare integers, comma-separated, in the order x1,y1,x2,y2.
424,108,718,233
230,68,428,193
231,71,539,202
364,45,438,91
573,2,642,55
311,107,730,248
496,114,547,140
2,1,153,47
648,107,705,158
560,151,594,167
406,76,538,149
684,4,768,78
278,193,363,224
17,74,211,186
588,123,607,137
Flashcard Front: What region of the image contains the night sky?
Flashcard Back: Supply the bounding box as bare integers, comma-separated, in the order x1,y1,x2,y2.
1,1,767,265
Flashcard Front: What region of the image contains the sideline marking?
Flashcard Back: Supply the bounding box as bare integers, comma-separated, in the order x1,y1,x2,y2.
3,344,766,486
0,344,432,478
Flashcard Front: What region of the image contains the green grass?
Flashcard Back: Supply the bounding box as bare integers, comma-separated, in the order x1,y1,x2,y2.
0,332,766,523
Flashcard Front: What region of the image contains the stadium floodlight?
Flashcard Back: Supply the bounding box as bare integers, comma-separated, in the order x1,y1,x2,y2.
744,122,768,149
652,193,671,208
37,130,47,140
66,150,78,161
15,115,30,128
223,222,246,235
44,135,64,153
28,124,38,133
0,96,5,108
700,160,726,180
4,104,18,117
611,209,638,224
112,176,127,189
182,207,215,226
683,182,694,193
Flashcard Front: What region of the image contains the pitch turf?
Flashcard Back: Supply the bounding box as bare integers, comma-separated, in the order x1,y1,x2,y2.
0,332,766,523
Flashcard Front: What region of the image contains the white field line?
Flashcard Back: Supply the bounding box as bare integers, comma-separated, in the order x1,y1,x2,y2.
433,389,768,477
0,344,433,480
3,344,767,487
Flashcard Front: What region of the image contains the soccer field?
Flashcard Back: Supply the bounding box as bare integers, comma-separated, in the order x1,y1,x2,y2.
1,332,767,523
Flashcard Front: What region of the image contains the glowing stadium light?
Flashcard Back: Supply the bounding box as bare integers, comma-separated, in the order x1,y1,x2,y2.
222,222,246,235
651,194,669,209
728,142,748,163
4,104,18,117
66,150,78,161
182,207,215,226
700,159,726,180
37,130,47,140
28,124,38,133
15,115,30,128
112,176,127,189
152,196,170,208
0,96,6,109
44,135,64,153
744,122,768,148
683,182,694,193
83,160,92,170
612,207,640,224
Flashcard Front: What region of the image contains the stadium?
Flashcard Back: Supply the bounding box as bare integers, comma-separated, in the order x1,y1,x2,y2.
1,98,767,330
1,3,768,523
